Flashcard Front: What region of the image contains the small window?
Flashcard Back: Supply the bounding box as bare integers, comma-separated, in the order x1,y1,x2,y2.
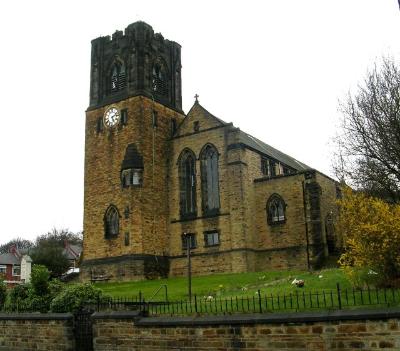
124,232,130,246
270,161,276,177
277,163,284,176
171,119,177,135
261,157,281,177
104,205,119,238
181,233,196,250
193,121,200,132
124,206,130,219
261,158,270,176
283,167,290,175
96,117,104,133
0,265,6,274
121,109,128,126
266,194,286,225
13,265,21,276
152,111,158,128
204,231,220,247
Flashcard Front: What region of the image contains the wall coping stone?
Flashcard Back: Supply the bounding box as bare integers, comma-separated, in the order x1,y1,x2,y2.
0,313,73,320
92,308,400,326
92,310,142,320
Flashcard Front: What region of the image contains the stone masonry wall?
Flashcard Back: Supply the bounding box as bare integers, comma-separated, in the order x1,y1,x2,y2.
0,313,74,351
316,172,341,253
93,309,400,351
168,103,244,276
252,173,309,270
83,96,184,280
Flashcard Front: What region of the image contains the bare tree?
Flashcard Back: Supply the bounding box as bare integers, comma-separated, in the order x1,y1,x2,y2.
334,57,400,202
0,238,33,254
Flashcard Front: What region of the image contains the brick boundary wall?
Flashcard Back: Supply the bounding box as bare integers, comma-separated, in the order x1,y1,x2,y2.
92,309,400,350
0,313,74,351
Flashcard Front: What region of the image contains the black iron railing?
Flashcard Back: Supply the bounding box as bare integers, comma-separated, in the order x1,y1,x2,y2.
2,284,400,315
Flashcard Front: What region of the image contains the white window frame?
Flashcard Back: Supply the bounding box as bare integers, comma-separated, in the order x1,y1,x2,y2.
12,264,21,276
0,265,6,274
204,231,220,247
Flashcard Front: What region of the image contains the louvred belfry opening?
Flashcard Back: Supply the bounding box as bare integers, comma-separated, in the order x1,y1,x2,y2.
121,144,144,187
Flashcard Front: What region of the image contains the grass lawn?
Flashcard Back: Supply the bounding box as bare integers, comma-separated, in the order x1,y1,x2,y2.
94,268,351,301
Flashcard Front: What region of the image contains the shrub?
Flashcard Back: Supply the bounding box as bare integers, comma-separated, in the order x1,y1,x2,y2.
50,283,106,313
337,187,400,287
8,283,30,304
6,269,63,312
48,279,64,297
6,284,32,311
31,265,50,296
0,279,6,310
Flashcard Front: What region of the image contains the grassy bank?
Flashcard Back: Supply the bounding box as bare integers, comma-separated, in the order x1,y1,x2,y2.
94,268,350,301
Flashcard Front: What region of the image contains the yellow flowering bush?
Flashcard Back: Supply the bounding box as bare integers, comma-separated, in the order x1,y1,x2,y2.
337,187,400,287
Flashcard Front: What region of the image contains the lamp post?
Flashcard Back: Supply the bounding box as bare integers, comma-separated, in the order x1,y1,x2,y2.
184,232,192,302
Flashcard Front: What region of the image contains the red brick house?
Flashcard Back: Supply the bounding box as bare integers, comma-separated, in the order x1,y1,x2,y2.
0,246,31,284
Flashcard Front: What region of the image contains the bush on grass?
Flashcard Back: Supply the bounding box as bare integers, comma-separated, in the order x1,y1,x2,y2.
50,283,106,313
0,279,6,309
337,187,400,287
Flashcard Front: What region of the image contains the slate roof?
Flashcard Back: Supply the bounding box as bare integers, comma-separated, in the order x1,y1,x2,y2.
63,243,82,260
0,253,20,265
187,102,311,171
238,132,311,171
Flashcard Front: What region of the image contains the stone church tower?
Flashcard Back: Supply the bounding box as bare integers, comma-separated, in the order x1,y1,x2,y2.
81,21,340,281
81,22,185,280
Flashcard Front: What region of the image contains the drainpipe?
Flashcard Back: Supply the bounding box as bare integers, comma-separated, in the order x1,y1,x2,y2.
302,180,311,270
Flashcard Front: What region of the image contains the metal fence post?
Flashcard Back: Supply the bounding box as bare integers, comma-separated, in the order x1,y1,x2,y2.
258,289,262,313
336,283,342,309
194,294,198,313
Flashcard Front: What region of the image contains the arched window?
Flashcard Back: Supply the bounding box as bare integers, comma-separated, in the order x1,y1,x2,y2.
178,149,197,218
152,60,167,96
104,205,119,238
200,144,220,215
110,61,126,93
266,194,286,225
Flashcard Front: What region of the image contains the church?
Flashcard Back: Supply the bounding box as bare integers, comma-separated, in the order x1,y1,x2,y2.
80,21,340,281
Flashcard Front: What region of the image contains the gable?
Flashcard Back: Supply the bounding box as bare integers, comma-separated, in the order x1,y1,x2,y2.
175,102,227,137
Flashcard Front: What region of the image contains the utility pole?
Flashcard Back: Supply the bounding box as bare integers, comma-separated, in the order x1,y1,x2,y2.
184,232,192,302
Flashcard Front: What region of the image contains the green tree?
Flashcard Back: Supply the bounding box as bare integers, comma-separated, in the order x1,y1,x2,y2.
31,245,70,278
30,265,50,296
31,228,82,277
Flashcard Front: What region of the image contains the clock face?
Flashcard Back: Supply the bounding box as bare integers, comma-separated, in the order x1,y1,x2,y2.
103,107,120,128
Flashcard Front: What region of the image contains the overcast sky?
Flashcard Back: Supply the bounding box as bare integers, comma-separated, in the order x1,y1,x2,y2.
0,0,399,245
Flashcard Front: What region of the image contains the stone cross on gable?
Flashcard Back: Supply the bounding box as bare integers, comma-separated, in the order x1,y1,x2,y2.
194,94,199,102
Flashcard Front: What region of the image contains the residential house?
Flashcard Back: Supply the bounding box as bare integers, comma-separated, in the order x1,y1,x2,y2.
0,246,32,285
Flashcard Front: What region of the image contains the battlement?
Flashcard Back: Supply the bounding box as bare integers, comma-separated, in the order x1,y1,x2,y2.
91,21,180,50
89,21,182,111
